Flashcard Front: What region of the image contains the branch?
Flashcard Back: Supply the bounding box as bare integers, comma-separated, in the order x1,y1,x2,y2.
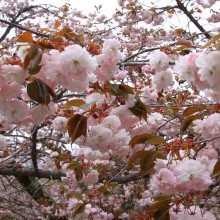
0,18,49,41
0,168,65,180
0,167,142,184
30,125,39,172
112,171,142,184
176,0,211,39
0,24,14,42
122,46,161,62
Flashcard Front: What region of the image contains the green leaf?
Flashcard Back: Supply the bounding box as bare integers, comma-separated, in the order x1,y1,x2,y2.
67,114,87,143
129,134,165,148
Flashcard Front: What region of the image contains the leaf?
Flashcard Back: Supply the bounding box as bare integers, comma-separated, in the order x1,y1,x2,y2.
24,45,42,69
28,65,43,75
180,114,201,134
212,159,220,178
16,32,33,42
62,99,86,109
72,203,85,218
146,197,171,220
66,114,87,143
66,161,80,170
129,99,150,120
69,191,83,200
129,134,165,148
127,150,146,169
140,150,164,176
109,83,134,96
183,104,207,117
176,40,192,48
118,84,134,95
202,33,220,48
27,78,57,105
54,20,61,29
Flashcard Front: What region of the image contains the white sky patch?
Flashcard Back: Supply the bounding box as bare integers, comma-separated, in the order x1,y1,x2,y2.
32,0,119,16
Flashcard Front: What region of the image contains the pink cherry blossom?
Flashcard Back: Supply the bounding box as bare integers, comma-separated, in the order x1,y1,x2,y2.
101,115,121,133
80,169,99,186
52,117,67,132
149,51,170,71
195,51,220,91
1,65,27,84
3,100,29,124
152,69,173,91
61,45,98,76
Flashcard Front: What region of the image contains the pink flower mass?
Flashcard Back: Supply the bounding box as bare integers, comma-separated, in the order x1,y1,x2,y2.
0,0,220,219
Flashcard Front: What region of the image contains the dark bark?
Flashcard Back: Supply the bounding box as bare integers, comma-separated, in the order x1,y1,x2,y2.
176,0,211,39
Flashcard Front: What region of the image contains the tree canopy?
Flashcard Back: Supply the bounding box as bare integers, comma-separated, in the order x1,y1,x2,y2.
0,0,220,219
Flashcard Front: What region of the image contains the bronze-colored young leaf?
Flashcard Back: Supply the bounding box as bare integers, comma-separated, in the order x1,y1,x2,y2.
66,114,87,143
202,33,220,48
180,114,201,134
118,84,134,95
127,150,147,169
140,150,164,176
62,99,86,109
72,203,85,218
183,104,207,117
129,134,165,148
28,65,43,75
27,79,50,105
211,159,220,178
109,83,119,96
45,83,57,102
16,31,33,42
129,99,150,120
66,161,80,170
109,83,134,96
24,45,42,69
146,197,171,220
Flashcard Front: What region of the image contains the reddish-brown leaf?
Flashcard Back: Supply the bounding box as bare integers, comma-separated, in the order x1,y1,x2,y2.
72,203,85,218
28,65,43,75
67,114,87,143
27,78,56,105
129,134,165,148
180,114,201,134
54,20,61,29
129,99,150,121
176,40,192,48
16,32,33,42
127,150,146,169
212,159,220,178
146,196,171,220
61,99,86,109
140,150,164,176
24,45,42,69
183,104,207,117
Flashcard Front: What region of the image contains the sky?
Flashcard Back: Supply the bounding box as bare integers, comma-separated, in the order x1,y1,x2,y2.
32,0,119,16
